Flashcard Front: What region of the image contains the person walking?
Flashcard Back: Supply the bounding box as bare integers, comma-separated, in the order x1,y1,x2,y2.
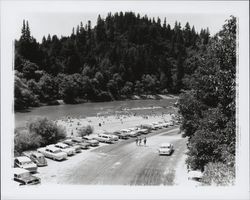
143,137,147,146
139,137,142,146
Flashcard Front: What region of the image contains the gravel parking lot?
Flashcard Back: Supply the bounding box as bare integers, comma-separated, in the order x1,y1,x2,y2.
34,126,187,185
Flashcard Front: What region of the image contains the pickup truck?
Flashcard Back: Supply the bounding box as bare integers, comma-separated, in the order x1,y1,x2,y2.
37,146,67,161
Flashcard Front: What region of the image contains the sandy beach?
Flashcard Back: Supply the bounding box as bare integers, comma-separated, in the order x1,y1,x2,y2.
56,112,177,137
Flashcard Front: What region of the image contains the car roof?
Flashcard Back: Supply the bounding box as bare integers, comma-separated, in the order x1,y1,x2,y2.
160,143,172,147
46,145,60,151
15,156,31,162
56,143,68,147
13,168,30,174
31,152,44,157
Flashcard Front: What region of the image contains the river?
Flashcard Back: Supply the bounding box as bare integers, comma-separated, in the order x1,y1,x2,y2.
15,99,177,128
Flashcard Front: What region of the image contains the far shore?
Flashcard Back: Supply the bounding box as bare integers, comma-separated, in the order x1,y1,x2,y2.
15,94,179,113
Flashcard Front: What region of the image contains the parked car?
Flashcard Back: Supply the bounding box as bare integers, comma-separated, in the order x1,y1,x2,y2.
112,131,129,139
158,143,174,155
95,133,114,143
103,132,119,141
13,168,40,185
71,137,91,149
137,128,149,134
120,129,132,134
54,143,75,156
140,124,152,131
14,156,38,173
62,139,82,153
82,136,99,147
127,130,140,137
152,122,163,129
22,152,47,167
161,122,169,128
37,146,67,161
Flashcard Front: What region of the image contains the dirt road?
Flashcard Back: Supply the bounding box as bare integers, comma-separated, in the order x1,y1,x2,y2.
36,126,187,185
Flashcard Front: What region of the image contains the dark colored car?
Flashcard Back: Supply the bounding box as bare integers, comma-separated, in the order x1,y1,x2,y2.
30,152,47,167
22,152,47,167
13,168,41,185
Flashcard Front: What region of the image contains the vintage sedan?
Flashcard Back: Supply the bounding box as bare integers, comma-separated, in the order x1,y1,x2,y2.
62,139,82,153
82,136,100,147
54,143,76,156
13,168,40,185
71,137,91,149
128,130,141,137
112,131,129,139
22,152,47,167
14,156,38,173
158,143,174,155
137,128,150,134
94,133,114,143
37,146,67,161
103,132,119,141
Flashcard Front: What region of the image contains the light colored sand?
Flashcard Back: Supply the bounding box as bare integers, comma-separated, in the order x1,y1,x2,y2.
56,114,175,137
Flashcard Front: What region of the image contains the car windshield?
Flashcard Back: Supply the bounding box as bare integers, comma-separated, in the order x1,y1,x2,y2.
38,156,45,162
54,150,62,153
20,172,30,178
161,146,170,148
21,161,33,165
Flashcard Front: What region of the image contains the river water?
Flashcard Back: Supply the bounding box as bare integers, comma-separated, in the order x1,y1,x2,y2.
15,99,177,128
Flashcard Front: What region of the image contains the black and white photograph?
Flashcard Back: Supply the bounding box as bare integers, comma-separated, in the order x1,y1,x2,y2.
1,1,249,199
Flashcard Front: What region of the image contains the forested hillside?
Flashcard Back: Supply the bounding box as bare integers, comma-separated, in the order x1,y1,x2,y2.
14,12,210,110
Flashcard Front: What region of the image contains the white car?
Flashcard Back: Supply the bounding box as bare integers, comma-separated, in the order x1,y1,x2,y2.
37,146,67,161
54,143,76,156
128,130,140,137
104,132,119,141
95,133,114,143
14,156,38,173
158,143,174,155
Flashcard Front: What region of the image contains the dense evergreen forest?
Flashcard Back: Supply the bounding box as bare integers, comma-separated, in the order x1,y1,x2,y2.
14,12,210,110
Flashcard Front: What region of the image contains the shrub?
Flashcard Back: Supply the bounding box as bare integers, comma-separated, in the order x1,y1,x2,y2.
28,117,66,146
14,129,42,156
77,125,94,137
201,162,235,186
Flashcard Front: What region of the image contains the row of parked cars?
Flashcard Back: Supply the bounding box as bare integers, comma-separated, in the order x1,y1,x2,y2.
13,120,175,185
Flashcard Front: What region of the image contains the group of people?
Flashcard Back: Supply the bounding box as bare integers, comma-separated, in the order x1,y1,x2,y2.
135,137,147,146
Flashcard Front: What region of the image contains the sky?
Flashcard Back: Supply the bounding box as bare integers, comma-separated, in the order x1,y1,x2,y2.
7,1,233,43
16,12,229,43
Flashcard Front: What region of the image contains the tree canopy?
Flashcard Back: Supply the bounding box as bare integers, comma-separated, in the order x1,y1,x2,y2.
14,12,211,110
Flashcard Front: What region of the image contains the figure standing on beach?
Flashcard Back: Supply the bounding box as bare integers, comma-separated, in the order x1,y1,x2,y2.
139,137,142,146
135,137,139,145
143,137,147,146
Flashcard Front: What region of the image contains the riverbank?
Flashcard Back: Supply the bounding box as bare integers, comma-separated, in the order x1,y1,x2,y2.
56,112,178,137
